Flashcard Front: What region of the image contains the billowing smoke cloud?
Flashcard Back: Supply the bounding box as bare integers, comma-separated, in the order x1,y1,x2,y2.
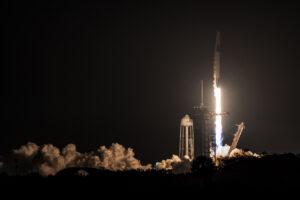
155,155,181,170
214,144,260,158
0,142,261,176
154,146,261,173
212,144,261,166
0,142,151,176
229,148,260,158
155,155,192,174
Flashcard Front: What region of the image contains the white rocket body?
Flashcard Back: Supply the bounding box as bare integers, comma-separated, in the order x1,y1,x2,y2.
213,32,221,87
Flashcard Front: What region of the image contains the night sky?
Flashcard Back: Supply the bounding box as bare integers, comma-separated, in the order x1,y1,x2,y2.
3,1,300,164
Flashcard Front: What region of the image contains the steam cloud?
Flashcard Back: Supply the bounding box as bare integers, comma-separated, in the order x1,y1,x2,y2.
155,155,192,174
0,142,260,176
215,144,260,158
0,142,151,176
154,145,260,173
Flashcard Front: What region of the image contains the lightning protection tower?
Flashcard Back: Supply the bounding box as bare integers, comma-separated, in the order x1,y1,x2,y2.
179,114,194,159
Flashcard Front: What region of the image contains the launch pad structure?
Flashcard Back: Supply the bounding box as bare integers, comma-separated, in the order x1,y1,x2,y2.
179,80,217,159
191,81,214,158
179,80,215,159
179,32,233,159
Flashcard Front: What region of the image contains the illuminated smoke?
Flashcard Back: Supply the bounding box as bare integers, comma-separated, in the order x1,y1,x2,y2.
155,155,181,170
212,144,260,158
155,155,192,174
172,156,192,174
229,148,260,158
0,142,151,176
0,143,260,176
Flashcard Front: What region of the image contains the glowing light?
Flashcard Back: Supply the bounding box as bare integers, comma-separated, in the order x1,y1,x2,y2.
214,86,223,151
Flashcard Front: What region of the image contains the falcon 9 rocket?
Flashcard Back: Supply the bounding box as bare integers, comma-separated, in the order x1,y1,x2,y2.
213,32,223,151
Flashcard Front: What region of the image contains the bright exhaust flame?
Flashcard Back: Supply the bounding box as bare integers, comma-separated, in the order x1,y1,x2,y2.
214,86,223,152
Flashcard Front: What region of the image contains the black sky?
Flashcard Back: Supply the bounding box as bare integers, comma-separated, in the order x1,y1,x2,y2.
2,0,300,164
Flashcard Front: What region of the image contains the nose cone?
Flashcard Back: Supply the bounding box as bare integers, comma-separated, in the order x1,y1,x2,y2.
180,114,193,126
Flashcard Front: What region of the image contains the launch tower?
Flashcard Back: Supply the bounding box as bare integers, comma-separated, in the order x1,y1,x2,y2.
191,80,213,158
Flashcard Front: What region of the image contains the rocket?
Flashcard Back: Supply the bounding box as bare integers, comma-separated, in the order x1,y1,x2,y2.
212,32,228,122
213,32,221,87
